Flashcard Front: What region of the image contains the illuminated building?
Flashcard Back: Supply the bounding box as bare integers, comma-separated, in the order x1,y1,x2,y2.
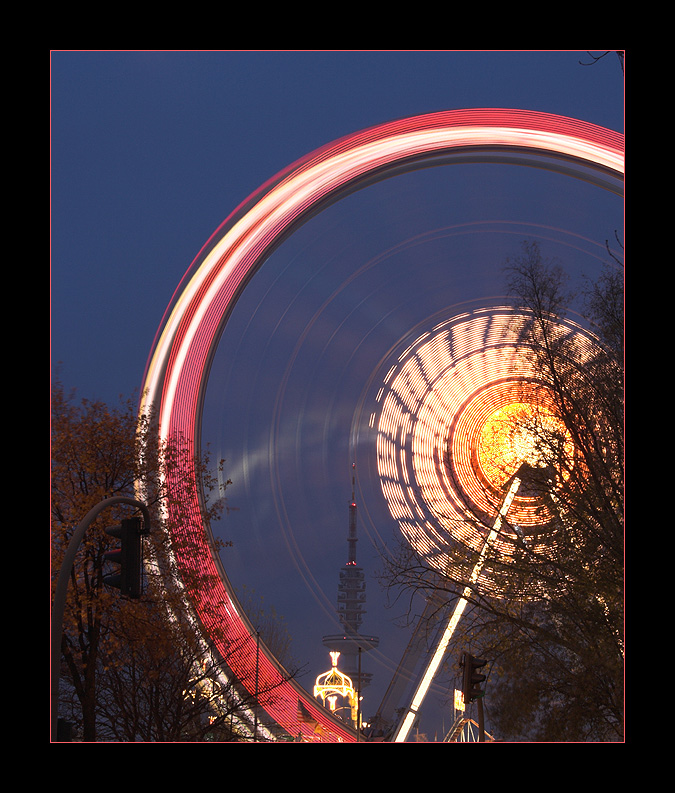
319,465,379,725
314,651,358,725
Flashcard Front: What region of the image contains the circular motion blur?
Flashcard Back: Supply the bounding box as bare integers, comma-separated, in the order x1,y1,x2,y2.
140,109,623,742
368,306,592,600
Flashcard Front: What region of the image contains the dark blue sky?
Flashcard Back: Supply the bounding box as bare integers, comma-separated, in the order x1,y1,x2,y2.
51,51,623,404
51,50,624,739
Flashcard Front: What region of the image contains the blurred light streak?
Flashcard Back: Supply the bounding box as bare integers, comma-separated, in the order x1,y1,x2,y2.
393,473,522,742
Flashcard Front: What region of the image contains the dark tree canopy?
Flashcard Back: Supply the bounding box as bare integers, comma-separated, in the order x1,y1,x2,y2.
378,242,623,741
51,379,297,742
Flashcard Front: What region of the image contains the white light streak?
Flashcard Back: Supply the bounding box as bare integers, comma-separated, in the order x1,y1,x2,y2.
393,475,522,742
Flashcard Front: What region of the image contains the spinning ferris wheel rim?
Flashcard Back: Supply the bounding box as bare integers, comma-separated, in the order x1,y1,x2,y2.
139,109,624,741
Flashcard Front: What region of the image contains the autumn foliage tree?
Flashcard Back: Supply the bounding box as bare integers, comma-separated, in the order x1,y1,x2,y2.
51,378,295,741
51,382,152,740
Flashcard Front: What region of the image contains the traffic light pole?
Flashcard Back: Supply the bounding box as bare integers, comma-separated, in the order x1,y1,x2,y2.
51,496,151,742
103,517,145,598
461,653,487,739
477,695,485,742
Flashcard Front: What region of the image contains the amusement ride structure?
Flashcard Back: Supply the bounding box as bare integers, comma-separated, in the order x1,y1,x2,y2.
139,109,624,741
354,305,594,741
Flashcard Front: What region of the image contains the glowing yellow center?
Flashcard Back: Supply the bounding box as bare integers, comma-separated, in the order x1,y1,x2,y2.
477,402,570,490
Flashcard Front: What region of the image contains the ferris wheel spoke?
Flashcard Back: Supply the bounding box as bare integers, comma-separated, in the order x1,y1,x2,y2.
392,474,522,742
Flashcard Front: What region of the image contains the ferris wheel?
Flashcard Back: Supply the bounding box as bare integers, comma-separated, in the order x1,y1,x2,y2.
140,109,623,742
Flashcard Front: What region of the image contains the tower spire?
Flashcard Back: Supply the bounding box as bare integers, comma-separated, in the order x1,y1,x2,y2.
320,462,379,724
348,462,357,565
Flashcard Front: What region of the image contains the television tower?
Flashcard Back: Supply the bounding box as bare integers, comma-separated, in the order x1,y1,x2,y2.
321,464,379,693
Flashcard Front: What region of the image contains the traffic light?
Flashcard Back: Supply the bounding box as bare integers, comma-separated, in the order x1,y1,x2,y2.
103,516,144,598
461,652,487,704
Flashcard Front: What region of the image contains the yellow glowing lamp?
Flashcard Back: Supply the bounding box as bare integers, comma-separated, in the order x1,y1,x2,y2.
314,652,358,724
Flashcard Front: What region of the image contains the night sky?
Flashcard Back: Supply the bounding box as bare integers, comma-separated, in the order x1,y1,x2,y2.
51,50,624,739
